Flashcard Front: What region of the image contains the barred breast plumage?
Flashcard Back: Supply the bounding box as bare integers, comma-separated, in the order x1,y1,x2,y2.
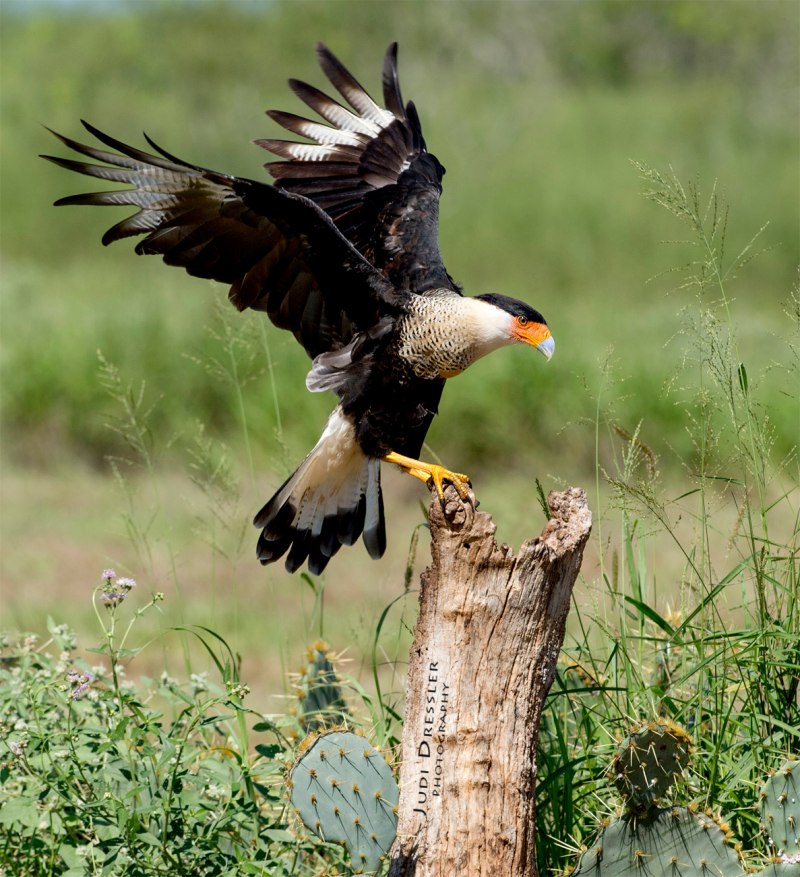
397,291,517,379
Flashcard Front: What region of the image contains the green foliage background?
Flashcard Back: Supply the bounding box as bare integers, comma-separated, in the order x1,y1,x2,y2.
2,0,798,704
0,4,798,875
1,0,798,475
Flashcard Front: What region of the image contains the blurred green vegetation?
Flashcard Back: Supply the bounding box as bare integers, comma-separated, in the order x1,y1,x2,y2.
0,14,798,860
1,0,797,484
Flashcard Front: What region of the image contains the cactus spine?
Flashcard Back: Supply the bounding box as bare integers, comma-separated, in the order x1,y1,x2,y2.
609,717,692,812
291,640,349,732
571,719,741,876
289,730,399,874
760,759,800,860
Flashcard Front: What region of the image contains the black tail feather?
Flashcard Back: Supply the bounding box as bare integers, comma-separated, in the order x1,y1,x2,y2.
362,482,386,560
256,529,294,566
285,532,312,574
253,458,385,574
337,493,366,547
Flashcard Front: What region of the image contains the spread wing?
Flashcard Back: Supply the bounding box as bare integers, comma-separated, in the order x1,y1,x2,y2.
257,43,459,296
41,122,401,358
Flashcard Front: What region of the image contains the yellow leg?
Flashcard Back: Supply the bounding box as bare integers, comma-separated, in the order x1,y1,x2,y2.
383,451,471,501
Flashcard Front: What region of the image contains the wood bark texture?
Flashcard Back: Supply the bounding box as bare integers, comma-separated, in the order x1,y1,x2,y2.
388,486,592,877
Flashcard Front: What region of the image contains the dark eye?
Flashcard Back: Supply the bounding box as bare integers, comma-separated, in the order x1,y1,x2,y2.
518,316,529,326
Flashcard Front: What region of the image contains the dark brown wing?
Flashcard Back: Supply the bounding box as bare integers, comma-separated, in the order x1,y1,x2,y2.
257,43,459,296
42,122,402,358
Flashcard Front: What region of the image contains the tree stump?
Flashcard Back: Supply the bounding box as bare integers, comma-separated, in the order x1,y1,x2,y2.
388,486,592,877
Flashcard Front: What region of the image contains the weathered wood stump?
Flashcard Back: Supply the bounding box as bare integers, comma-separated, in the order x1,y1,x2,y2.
389,486,592,877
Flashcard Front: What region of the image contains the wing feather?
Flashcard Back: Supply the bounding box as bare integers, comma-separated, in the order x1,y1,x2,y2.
264,110,367,147
260,43,458,294
316,43,395,126
381,42,406,119
288,79,382,136
42,122,400,357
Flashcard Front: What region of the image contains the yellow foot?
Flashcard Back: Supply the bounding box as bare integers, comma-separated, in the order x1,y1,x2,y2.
383,451,471,502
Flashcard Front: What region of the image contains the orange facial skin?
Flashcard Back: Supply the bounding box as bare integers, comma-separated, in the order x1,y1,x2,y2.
511,317,554,358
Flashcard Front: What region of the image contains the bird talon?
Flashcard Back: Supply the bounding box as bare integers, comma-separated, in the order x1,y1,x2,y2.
426,466,471,502
384,451,471,501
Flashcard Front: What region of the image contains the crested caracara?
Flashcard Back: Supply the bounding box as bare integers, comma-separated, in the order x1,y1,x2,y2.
42,43,554,575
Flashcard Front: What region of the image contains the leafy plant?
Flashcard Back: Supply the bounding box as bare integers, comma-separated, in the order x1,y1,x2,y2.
534,166,798,875
0,577,321,876
0,562,408,876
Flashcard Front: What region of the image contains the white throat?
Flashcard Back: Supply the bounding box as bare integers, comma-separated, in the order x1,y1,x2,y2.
461,297,517,359
398,294,517,380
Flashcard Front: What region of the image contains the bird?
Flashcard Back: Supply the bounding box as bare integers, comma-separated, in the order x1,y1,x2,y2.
42,42,554,576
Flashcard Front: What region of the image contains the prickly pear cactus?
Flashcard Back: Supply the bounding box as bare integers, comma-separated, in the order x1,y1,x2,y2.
289,730,399,874
292,640,348,732
760,759,800,859
571,719,800,877
609,718,692,812
758,860,800,877
571,807,742,877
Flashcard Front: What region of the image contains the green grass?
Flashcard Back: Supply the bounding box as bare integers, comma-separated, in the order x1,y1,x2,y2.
2,159,798,874
0,5,798,873
2,1,793,681
534,163,799,875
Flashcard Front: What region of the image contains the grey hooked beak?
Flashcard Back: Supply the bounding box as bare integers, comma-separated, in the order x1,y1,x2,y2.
537,334,555,361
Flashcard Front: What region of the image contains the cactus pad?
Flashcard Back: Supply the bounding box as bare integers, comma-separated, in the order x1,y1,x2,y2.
290,730,399,874
293,640,348,732
571,807,742,877
609,718,692,811
760,759,800,858
758,861,800,877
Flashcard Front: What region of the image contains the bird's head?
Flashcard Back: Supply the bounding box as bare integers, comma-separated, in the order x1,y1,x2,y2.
475,293,554,361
